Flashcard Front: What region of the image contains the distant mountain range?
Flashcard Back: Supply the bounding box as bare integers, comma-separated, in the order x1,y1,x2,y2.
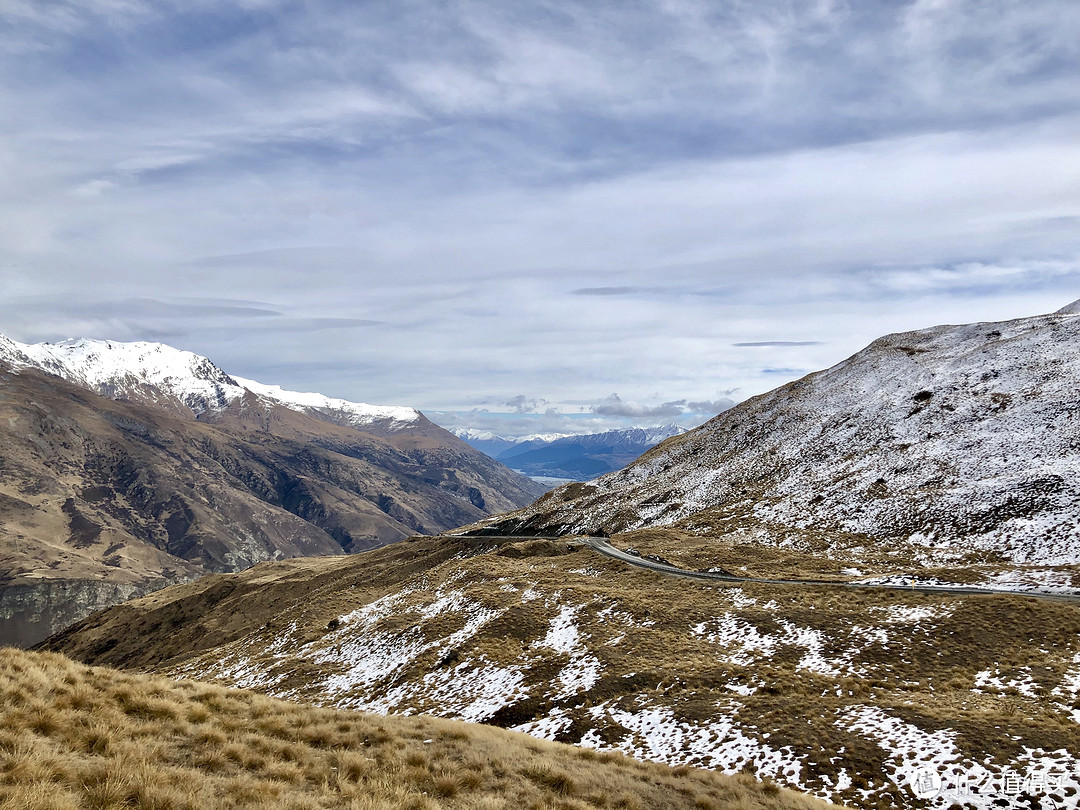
0,335,543,646
452,425,688,480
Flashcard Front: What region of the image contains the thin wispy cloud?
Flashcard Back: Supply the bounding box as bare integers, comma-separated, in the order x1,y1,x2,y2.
572,287,640,296
734,341,824,348
0,1,1077,436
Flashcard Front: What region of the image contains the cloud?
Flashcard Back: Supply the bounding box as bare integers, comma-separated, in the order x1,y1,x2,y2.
733,341,824,347
428,391,735,438
593,397,684,418
572,287,639,296
237,317,384,333
867,260,1078,294
505,395,549,414
0,0,1076,426
71,179,118,197
685,399,736,413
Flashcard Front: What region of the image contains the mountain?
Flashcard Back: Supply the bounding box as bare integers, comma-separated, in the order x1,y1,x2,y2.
42,533,1080,810
475,305,1080,565
453,425,689,481
0,334,544,647
0,335,420,432
449,429,534,459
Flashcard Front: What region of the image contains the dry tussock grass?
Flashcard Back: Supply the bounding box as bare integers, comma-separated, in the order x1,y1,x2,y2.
0,648,835,810
44,532,1080,805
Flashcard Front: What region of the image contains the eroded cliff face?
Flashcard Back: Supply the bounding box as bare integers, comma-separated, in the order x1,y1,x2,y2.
1,577,183,648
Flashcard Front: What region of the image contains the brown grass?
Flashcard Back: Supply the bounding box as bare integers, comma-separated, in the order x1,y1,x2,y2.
42,531,1080,808
0,647,836,810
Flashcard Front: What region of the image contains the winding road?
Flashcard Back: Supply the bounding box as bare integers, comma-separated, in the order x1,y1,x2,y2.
577,536,1080,603
449,533,1080,602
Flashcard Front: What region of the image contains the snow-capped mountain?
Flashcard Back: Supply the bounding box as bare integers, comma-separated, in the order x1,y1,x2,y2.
479,302,1080,564
0,333,544,647
0,335,419,431
449,429,577,460
452,424,689,480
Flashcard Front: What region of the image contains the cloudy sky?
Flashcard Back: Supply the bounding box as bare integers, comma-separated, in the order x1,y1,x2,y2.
1,0,1077,437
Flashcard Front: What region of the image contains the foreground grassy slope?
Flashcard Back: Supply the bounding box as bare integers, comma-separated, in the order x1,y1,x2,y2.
43,533,1080,808
0,648,835,810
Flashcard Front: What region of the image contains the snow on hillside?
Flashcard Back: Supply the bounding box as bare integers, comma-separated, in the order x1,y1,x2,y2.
163,568,1080,810
20,338,246,414
494,305,1080,565
0,334,418,427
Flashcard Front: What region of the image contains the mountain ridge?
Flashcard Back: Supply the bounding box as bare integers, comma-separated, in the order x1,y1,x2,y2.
473,305,1080,565
0,334,422,431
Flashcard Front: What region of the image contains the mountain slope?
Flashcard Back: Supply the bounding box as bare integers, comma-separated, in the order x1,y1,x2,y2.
476,306,1080,565
42,533,1080,810
0,336,543,646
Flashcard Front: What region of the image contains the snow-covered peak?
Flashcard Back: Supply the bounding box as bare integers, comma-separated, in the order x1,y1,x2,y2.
0,334,32,368
0,333,419,428
516,432,577,443
606,424,688,444
232,377,419,428
450,428,513,442
12,337,245,414
451,425,686,445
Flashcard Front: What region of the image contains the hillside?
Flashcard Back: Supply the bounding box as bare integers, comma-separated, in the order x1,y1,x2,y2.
474,305,1080,568
0,336,543,647
0,648,834,810
43,532,1080,809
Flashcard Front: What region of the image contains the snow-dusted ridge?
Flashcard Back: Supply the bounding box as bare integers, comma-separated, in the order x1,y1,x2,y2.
492,302,1080,565
451,425,687,445
0,334,419,427
232,376,419,428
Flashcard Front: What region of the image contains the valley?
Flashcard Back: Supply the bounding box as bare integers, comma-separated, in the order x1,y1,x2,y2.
454,427,689,483
10,304,1080,810
5,5,1076,808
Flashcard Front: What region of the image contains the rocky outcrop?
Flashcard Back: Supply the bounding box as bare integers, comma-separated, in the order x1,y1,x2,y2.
0,577,179,649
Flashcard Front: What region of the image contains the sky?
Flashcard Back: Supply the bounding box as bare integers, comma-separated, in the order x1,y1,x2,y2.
1,0,1077,438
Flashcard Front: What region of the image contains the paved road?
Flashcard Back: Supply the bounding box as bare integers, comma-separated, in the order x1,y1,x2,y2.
580,537,1080,603
446,533,1080,602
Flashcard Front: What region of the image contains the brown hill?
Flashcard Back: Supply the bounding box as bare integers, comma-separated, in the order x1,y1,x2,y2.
0,363,542,647
42,532,1080,809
